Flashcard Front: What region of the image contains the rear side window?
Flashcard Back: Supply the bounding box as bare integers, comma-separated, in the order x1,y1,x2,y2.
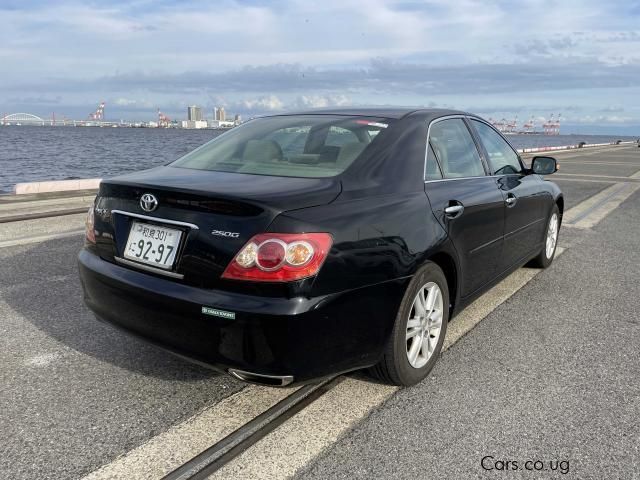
171,115,392,178
429,119,485,178
425,144,443,180
471,120,522,175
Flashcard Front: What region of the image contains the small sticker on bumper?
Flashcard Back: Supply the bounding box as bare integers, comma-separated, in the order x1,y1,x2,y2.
201,306,236,320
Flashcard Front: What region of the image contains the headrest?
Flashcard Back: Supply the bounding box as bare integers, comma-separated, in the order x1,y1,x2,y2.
242,139,283,162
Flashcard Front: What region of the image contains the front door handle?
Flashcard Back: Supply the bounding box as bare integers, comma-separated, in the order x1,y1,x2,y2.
444,203,464,218
505,193,517,207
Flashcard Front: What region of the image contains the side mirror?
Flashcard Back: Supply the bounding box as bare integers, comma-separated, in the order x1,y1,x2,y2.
531,156,558,175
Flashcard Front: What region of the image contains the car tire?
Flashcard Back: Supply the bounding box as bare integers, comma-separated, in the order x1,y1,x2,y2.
370,262,449,387
529,204,560,269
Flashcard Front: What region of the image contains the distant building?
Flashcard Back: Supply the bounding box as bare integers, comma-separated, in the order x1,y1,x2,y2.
214,106,226,121
187,106,203,122
208,120,235,129
234,114,242,125
181,120,208,129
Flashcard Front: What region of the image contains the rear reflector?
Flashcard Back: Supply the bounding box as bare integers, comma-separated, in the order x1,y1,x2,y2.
222,233,332,282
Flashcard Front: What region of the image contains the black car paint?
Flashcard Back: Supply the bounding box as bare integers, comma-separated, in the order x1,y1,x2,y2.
78,108,563,384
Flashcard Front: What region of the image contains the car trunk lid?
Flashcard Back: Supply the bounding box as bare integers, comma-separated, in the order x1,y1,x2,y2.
93,166,341,287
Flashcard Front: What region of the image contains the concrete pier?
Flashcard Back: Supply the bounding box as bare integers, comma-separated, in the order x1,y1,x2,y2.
0,144,639,480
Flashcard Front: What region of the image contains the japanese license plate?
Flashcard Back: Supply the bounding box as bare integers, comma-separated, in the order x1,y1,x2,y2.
123,221,182,270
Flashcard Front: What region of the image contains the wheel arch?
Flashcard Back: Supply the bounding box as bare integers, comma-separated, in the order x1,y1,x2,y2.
425,251,458,318
556,194,564,224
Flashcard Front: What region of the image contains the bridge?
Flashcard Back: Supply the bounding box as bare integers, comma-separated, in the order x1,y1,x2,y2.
1,113,49,125
1,112,124,127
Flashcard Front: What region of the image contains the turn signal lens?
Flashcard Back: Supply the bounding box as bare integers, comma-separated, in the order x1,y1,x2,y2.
285,241,314,266
85,206,96,244
222,233,332,282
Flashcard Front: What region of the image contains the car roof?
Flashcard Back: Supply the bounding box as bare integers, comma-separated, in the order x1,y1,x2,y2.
269,107,469,119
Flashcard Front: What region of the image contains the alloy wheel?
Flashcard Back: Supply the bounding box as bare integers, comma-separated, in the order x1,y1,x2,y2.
546,213,558,259
405,282,443,369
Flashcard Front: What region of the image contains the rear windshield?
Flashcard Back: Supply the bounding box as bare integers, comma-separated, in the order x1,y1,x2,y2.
170,115,393,178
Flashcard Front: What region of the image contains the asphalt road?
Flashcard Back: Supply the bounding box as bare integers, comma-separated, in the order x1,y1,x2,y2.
297,163,640,478
0,235,245,479
549,180,610,209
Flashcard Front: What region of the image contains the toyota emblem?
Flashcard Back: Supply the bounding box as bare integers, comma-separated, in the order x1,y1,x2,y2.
140,193,158,212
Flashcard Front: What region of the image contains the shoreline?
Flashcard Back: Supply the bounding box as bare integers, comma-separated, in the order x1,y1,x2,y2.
2,140,638,196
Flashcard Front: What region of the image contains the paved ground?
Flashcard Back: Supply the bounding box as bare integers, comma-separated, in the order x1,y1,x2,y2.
0,144,638,479
296,188,640,480
0,236,245,479
548,180,610,209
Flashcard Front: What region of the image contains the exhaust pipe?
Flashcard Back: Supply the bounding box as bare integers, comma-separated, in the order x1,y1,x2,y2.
228,368,294,387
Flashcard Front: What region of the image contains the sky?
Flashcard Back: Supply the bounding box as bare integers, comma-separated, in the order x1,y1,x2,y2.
1,0,640,134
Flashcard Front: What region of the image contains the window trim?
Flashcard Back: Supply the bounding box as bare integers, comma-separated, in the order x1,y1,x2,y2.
467,118,526,176
423,115,491,182
425,143,444,180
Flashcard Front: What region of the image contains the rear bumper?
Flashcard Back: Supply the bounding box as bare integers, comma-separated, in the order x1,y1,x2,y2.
78,249,408,384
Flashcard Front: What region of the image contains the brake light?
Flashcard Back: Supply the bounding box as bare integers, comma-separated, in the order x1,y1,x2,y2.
85,206,96,244
222,233,333,282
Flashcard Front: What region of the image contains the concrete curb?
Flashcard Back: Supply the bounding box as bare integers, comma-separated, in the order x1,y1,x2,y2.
517,141,635,154
14,178,102,195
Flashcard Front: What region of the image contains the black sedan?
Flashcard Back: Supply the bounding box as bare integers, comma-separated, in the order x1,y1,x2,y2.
78,108,562,387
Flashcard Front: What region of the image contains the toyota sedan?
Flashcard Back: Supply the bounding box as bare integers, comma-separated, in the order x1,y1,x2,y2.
78,108,562,387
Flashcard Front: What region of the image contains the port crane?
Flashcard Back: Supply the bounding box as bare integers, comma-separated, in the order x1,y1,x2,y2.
157,109,172,128
89,101,106,121
542,114,561,135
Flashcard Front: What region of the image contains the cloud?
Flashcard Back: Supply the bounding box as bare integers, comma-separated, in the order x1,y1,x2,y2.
7,95,62,105
599,105,625,113
573,114,635,124
198,94,353,116
9,58,640,99
1,0,640,128
293,94,352,109
114,98,139,106
236,95,284,112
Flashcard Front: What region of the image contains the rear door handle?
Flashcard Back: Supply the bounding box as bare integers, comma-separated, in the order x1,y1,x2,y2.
444,203,464,218
505,193,517,207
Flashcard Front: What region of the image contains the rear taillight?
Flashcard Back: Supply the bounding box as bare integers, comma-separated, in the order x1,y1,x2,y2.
222,233,333,282
85,206,96,244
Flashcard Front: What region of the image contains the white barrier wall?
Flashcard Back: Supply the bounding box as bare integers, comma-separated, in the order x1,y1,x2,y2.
517,141,635,154
14,178,102,195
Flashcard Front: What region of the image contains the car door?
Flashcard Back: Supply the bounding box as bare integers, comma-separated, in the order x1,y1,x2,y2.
424,117,506,297
468,119,547,270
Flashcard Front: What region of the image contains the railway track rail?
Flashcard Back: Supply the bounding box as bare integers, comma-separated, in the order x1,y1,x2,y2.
161,376,342,480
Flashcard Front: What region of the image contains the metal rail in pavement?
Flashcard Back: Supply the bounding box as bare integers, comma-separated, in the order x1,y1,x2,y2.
161,376,343,480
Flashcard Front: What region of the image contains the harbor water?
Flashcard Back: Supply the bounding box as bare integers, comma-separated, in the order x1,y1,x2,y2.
0,125,637,193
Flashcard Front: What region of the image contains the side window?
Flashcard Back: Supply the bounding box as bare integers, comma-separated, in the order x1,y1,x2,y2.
428,119,485,178
425,144,443,180
471,120,522,175
325,126,359,147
